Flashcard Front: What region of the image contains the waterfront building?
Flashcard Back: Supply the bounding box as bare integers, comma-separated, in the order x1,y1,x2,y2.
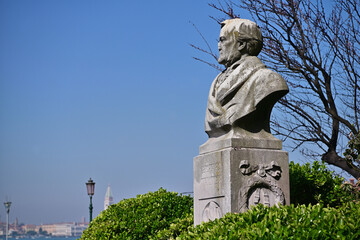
72,223,88,236
52,223,73,236
37,224,57,235
104,185,114,210
37,222,88,237
23,224,36,232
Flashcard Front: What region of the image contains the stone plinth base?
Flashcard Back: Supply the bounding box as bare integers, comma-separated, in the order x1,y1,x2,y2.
193,138,290,226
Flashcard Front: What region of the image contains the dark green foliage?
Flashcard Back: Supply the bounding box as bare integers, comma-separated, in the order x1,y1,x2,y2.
341,179,360,201
289,161,358,207
177,203,360,240
344,133,360,173
80,188,193,240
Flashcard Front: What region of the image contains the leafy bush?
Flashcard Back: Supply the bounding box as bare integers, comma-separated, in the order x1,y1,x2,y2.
80,188,192,240
151,214,193,240
177,203,360,240
81,162,359,239
153,161,359,239
289,161,358,207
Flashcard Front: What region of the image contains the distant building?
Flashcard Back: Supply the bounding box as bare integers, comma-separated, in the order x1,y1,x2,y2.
23,224,36,233
37,222,88,237
37,224,56,235
81,216,86,224
104,185,114,210
72,223,88,236
52,223,73,237
14,218,18,229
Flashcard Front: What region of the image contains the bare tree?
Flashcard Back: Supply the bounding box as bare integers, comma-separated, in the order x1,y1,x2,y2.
195,0,360,178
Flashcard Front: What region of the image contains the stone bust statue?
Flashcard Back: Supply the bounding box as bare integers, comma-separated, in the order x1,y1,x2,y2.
205,19,288,141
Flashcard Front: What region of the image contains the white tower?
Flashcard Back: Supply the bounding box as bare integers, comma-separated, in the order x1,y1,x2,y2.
104,185,114,210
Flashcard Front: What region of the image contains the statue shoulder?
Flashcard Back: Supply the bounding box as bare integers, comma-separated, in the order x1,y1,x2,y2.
255,67,289,92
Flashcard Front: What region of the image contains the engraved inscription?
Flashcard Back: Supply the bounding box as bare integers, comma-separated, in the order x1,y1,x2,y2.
201,162,222,180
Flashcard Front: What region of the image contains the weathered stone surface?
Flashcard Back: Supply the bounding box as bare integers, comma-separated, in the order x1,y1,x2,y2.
205,19,288,139
200,136,282,154
194,142,290,225
193,18,290,226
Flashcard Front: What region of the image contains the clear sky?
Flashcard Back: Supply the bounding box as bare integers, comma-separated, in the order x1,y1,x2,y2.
0,0,302,225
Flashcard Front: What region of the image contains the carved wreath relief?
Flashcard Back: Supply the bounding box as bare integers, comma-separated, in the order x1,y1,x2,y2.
238,160,285,212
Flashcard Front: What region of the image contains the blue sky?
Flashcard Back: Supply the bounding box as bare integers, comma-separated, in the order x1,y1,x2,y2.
0,0,302,225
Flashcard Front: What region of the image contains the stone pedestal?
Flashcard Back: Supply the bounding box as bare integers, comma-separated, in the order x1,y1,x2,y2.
193,138,290,226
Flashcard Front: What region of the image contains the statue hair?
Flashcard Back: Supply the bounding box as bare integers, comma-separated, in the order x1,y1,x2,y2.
221,18,263,56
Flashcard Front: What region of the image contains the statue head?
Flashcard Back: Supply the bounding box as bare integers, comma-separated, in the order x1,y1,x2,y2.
218,19,263,67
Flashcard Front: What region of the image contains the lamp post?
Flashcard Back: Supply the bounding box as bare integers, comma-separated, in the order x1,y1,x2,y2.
86,178,95,222
4,201,11,240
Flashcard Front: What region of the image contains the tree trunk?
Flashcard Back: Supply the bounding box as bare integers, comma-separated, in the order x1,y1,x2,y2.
322,150,360,179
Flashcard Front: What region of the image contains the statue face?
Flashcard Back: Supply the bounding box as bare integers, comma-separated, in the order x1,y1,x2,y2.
217,28,242,67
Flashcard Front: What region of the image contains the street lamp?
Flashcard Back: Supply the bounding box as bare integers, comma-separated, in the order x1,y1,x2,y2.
4,201,12,240
86,178,95,222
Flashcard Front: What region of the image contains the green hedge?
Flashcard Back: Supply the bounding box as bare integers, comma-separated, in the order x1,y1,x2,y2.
176,203,360,239
81,161,359,239
154,203,360,240
289,161,358,207
151,214,194,240
80,188,192,240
